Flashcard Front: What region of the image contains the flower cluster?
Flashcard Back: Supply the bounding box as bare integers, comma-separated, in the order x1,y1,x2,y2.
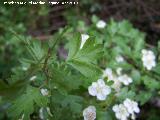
103,67,133,92
83,78,111,119
113,98,140,120
81,23,144,120
141,49,156,70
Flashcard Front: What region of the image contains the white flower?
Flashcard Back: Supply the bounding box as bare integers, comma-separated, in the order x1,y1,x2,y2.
80,34,89,49
112,104,129,120
29,76,37,81
96,20,106,29
83,106,96,120
116,55,124,63
123,98,140,114
118,74,132,86
141,49,156,70
103,68,115,80
40,88,49,96
88,79,111,101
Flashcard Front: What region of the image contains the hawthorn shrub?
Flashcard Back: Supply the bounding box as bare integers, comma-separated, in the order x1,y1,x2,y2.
0,17,160,120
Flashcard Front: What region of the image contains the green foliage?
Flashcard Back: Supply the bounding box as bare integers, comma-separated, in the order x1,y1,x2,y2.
8,86,48,120
50,63,83,94
0,8,160,119
50,91,83,120
118,87,136,101
67,33,103,78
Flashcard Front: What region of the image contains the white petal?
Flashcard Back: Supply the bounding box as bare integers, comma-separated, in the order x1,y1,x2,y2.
88,86,97,96
97,93,106,100
97,79,105,86
103,86,111,95
80,34,89,49
115,113,121,119
134,107,140,113
112,105,119,112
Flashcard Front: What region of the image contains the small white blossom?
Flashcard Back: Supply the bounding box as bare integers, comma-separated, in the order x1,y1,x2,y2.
141,49,156,70
103,68,115,80
123,98,140,114
112,104,129,120
118,74,132,86
116,55,124,63
40,88,49,96
83,106,96,120
88,79,111,101
96,20,106,29
80,34,89,49
29,76,37,81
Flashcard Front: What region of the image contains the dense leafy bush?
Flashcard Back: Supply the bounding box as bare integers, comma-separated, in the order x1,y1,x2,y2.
0,13,160,120
0,3,160,119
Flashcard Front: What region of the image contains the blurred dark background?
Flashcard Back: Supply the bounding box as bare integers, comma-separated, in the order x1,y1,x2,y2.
28,0,158,43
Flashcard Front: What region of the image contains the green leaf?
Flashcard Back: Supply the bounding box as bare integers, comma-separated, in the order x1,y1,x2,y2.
131,70,141,84
50,63,83,93
153,63,160,75
134,37,144,53
30,40,45,61
136,91,152,105
61,95,83,113
97,111,113,120
75,38,103,63
8,85,48,120
51,91,83,118
142,76,160,90
67,33,81,60
67,33,103,78
91,15,99,24
118,87,136,101
0,80,27,99
68,60,102,78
